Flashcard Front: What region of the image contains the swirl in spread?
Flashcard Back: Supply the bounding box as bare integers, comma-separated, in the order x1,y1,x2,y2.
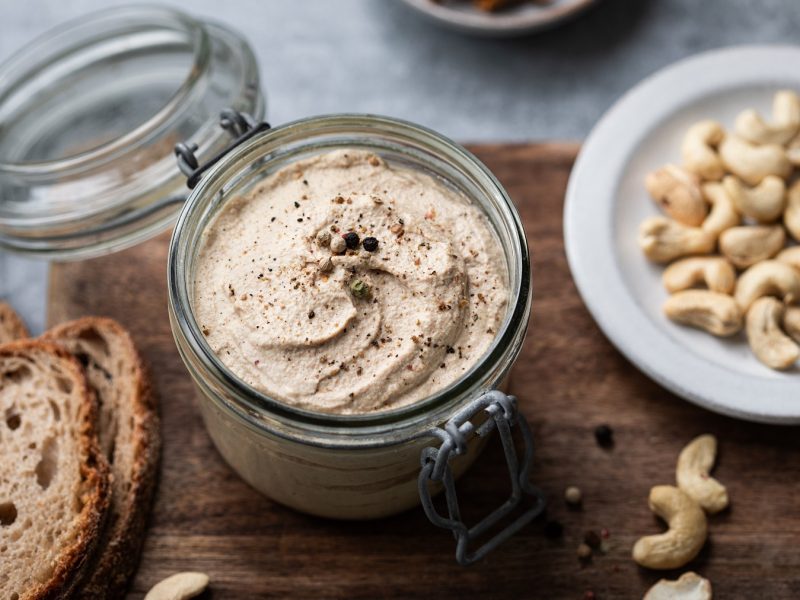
193,150,508,414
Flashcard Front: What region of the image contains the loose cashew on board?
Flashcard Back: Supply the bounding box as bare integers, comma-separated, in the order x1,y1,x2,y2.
663,290,742,337
639,217,715,263
676,435,729,514
722,175,786,223
681,121,725,181
646,165,708,226
718,225,785,269
734,90,800,146
718,135,792,185
633,485,708,570
144,572,210,600
734,260,800,311
700,183,740,238
662,257,736,294
746,297,800,370
643,571,713,600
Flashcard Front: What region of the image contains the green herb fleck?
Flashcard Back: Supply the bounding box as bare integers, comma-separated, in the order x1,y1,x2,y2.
349,279,370,299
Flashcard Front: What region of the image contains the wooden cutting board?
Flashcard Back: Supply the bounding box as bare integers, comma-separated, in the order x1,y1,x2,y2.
49,144,800,599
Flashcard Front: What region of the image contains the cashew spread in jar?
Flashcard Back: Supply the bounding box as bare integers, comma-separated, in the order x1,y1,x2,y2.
193,149,508,414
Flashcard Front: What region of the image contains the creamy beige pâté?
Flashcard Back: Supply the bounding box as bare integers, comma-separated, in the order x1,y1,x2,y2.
193,149,508,414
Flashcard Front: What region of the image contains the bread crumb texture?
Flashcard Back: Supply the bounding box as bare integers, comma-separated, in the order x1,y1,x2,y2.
0,342,105,600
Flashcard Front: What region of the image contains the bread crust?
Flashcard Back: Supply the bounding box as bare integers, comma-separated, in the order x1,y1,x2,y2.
43,317,160,599
0,340,111,600
0,301,29,343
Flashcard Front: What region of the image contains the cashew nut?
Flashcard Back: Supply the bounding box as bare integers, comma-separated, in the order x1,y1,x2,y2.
639,217,715,263
788,133,800,166
145,572,209,600
776,246,800,272
644,572,713,600
734,259,800,311
734,90,800,146
775,89,800,127
646,165,708,226
718,225,785,269
718,135,792,185
746,296,800,370
700,182,740,237
722,175,786,223
662,257,736,294
783,180,800,242
783,305,800,344
663,290,742,337
676,434,728,514
632,485,708,570
681,121,725,181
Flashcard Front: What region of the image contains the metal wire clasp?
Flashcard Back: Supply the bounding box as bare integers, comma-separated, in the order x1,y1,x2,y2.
174,109,271,189
418,390,545,566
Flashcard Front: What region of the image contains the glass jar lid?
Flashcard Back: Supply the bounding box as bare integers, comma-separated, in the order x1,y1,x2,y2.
0,6,264,258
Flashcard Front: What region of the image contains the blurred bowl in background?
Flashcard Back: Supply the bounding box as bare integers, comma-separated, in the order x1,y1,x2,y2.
399,0,597,37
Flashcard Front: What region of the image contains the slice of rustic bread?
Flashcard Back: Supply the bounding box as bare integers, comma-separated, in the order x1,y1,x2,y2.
43,318,160,599
0,302,29,343
0,340,110,600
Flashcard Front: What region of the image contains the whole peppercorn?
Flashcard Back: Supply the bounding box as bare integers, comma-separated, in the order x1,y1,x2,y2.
565,486,583,507
330,235,347,254
316,230,332,248
543,519,563,539
594,424,614,448
362,236,379,252
349,279,370,299
343,231,360,250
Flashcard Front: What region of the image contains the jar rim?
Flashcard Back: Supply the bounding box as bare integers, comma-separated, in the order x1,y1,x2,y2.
0,6,208,175
168,114,532,442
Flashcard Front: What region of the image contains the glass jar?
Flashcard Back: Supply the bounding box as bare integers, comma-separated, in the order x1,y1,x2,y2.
0,6,263,258
167,115,534,525
0,6,542,566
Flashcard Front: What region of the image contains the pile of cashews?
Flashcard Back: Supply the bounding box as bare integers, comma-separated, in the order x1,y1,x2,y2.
633,434,727,575
639,90,800,370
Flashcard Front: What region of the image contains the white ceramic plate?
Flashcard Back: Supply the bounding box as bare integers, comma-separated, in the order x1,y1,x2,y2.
400,0,596,37
564,45,800,425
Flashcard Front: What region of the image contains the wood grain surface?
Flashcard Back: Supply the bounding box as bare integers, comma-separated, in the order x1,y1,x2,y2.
48,143,800,599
